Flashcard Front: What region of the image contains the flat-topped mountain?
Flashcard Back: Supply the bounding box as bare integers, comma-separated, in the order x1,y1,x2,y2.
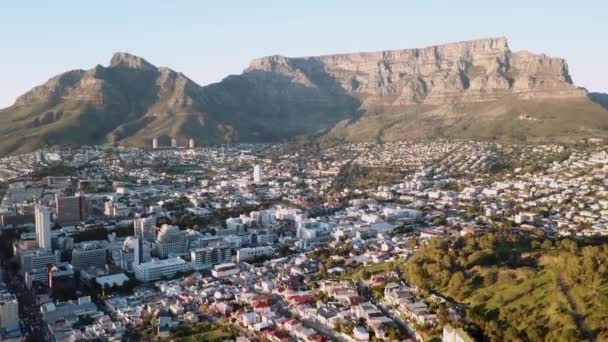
247,37,584,105
1,38,606,155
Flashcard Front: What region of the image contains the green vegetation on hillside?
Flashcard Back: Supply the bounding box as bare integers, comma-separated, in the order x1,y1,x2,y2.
403,233,608,341
332,161,410,192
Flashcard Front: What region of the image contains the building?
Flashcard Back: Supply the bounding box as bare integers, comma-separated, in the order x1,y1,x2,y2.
171,138,177,148
253,164,262,183
190,245,232,270
19,249,59,275
120,237,152,273
134,257,187,282
0,213,35,228
71,244,107,270
134,217,156,242
152,138,159,149
35,205,52,251
442,324,474,342
55,194,88,224
236,246,274,262
295,219,331,249
0,291,19,330
155,224,187,258
104,201,130,218
211,262,239,278
40,296,99,341
189,139,195,149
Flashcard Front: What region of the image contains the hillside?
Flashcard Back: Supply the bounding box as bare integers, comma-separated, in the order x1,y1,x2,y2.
1,37,607,155
403,233,608,341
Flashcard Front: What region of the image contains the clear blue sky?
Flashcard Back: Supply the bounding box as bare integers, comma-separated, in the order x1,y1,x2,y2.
1,0,606,107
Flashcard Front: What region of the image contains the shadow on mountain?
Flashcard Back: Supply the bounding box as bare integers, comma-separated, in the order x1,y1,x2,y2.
201,60,362,142
589,92,608,111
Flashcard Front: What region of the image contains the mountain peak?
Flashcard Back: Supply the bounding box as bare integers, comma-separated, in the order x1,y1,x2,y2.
109,52,156,70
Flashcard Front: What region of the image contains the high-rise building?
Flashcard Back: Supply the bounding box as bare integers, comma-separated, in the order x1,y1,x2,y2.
134,217,156,242
171,138,177,148
71,243,107,270
0,291,19,330
253,164,262,183
120,237,151,273
155,224,187,258
189,139,195,149
55,194,88,224
35,205,51,251
152,138,159,149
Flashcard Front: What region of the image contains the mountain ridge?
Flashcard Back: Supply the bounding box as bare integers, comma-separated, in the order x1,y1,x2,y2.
1,37,607,156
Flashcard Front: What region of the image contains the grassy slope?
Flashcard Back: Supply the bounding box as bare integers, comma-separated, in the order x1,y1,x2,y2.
458,253,608,341
328,97,608,144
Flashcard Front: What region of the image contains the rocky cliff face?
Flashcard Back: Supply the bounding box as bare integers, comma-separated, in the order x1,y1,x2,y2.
0,37,606,156
247,37,584,107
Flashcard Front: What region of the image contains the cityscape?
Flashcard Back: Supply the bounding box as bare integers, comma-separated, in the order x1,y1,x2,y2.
0,140,606,341
1,2,608,342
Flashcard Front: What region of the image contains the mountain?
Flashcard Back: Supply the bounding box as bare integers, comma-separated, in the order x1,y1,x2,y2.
1,37,607,155
590,92,608,111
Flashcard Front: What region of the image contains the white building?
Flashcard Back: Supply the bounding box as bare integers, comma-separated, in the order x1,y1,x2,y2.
152,138,159,149
171,138,177,148
71,243,107,270
236,246,274,262
253,164,262,183
19,249,59,275
211,263,239,278
189,139,195,149
134,217,156,242
35,205,51,251
190,245,232,270
134,257,187,282
155,224,187,258
0,291,19,330
121,237,152,272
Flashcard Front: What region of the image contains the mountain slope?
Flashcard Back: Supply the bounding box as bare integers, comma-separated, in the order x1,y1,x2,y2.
1,37,607,155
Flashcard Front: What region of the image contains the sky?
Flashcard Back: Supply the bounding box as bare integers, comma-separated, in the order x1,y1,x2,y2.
0,0,606,108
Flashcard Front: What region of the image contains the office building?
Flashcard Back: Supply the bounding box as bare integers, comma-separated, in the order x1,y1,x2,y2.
19,249,59,275
134,217,156,242
171,138,177,148
35,205,52,251
189,139,195,149
190,245,232,270
155,224,187,258
0,291,19,330
134,257,187,282
253,164,262,183
152,138,159,149
55,194,88,224
121,237,151,273
71,243,107,270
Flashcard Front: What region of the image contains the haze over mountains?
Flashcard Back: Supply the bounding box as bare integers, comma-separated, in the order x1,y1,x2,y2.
1,37,607,156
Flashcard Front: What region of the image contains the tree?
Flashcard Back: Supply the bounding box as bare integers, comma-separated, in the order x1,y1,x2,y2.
448,271,466,299
334,320,343,334
541,239,554,250
387,326,402,341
